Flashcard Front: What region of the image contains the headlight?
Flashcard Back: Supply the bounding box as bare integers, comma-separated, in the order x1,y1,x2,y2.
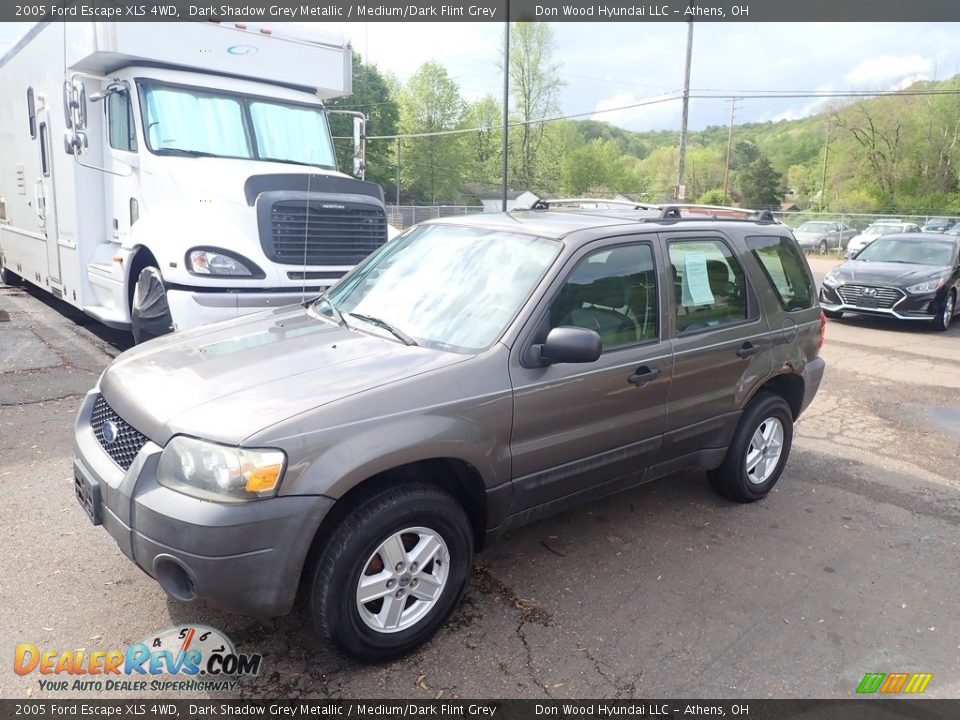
157,436,286,502
822,270,842,288
186,248,262,277
906,278,946,294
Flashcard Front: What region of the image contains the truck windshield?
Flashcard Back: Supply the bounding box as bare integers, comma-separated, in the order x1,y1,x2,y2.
138,81,336,168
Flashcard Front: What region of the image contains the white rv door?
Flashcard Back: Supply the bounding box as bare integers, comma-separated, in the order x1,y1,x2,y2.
35,109,62,284
102,85,141,245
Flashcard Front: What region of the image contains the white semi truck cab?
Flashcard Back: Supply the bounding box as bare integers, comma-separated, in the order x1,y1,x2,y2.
0,22,388,342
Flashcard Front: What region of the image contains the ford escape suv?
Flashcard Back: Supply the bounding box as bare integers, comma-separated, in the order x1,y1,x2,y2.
73,207,826,662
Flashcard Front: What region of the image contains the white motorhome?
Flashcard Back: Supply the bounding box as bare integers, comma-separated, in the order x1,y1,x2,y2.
0,22,388,342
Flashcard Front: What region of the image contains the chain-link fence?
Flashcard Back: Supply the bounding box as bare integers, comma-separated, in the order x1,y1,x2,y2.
387,205,485,230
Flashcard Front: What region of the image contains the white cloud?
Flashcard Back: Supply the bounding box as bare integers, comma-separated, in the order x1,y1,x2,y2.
844,54,934,86
592,91,682,131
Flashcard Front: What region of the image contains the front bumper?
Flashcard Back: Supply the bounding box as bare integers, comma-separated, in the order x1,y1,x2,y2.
73,390,334,617
818,285,939,320
166,288,335,332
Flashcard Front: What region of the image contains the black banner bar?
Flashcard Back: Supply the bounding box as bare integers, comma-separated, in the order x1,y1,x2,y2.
0,700,957,720
5,0,960,23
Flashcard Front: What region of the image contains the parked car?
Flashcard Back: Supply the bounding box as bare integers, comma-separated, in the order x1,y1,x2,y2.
820,233,960,331
793,220,858,253
845,221,923,257
922,217,957,233
74,210,825,661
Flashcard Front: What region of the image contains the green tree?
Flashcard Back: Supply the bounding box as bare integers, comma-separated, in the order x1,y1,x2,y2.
462,95,502,189
326,52,399,192
697,188,726,205
505,22,563,190
398,61,466,203
560,139,627,196
739,156,785,208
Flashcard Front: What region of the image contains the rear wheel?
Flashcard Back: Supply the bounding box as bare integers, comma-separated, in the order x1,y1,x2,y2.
932,290,955,332
1,260,22,286
131,266,174,344
709,392,794,503
305,484,473,663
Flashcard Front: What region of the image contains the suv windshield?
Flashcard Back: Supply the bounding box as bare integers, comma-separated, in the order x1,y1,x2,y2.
325,225,560,352
138,81,336,168
865,224,904,235
855,237,955,266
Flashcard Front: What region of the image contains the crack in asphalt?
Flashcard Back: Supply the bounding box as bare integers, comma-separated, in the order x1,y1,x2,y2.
0,392,86,407
578,645,638,698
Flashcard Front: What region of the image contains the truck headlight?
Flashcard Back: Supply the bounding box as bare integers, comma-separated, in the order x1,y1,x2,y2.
906,278,945,294
157,436,285,502
186,248,263,278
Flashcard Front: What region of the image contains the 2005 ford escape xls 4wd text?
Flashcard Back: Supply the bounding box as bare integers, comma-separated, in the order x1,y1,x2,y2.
74,207,825,662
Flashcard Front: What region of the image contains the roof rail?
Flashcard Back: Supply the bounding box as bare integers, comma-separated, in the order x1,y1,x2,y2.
659,206,682,219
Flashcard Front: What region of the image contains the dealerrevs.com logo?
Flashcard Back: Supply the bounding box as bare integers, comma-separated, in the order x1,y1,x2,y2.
14,626,262,693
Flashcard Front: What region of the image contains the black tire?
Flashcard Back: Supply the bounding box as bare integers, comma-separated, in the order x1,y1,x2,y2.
823,308,843,320
708,391,794,503
818,240,828,254
305,484,473,663
131,266,174,344
931,290,955,332
1,261,22,287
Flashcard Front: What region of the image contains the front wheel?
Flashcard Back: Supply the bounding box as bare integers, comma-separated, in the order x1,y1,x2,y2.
131,266,174,344
818,240,828,254
709,392,794,503
305,484,473,663
932,290,955,332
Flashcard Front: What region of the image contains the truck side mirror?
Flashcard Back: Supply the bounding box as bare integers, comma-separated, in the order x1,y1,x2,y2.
352,116,365,179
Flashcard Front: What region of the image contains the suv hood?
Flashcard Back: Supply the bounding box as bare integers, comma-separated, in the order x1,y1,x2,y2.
100,307,468,445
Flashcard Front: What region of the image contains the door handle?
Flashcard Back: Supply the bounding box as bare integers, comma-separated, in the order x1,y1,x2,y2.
736,342,760,358
628,366,660,386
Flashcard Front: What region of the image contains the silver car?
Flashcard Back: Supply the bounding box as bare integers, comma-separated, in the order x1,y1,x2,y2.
793,220,858,253
74,211,825,661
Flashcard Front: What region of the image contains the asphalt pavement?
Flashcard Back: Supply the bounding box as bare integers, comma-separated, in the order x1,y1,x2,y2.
2,258,959,699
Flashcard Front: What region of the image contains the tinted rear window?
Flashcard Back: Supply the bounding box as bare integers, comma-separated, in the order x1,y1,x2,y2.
746,235,815,311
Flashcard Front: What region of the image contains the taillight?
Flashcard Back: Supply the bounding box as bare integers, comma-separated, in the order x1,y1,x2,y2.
817,310,826,350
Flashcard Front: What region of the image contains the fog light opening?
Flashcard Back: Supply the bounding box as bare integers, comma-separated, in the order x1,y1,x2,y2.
154,555,197,601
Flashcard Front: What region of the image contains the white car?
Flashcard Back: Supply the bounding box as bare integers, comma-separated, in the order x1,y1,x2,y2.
846,221,922,257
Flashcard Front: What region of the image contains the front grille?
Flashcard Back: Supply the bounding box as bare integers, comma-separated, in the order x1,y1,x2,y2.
91,394,147,471
837,284,904,309
266,202,387,266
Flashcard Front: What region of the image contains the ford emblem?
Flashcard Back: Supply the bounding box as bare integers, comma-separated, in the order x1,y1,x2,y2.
102,420,119,445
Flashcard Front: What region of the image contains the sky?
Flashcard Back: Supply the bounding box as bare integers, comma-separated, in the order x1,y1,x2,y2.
3,21,960,133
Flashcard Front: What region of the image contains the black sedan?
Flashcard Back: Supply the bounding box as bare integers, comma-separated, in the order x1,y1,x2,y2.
818,233,960,331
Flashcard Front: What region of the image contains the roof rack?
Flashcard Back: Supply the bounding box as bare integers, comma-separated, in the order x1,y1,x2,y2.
522,196,781,225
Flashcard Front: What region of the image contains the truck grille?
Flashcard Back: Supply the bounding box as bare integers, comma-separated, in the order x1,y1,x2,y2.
837,284,903,309
266,202,387,266
91,394,147,471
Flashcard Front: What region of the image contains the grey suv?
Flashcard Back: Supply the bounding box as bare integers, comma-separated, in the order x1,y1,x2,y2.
73,209,825,662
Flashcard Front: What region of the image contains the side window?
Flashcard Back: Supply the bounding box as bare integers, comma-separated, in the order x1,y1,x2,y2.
548,243,658,350
668,240,748,333
38,122,50,177
107,89,137,152
747,235,815,311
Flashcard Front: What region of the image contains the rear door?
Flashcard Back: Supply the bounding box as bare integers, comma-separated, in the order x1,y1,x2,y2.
508,235,672,515
657,232,772,468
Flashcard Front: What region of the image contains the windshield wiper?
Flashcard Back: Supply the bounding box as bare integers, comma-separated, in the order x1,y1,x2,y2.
308,293,347,328
259,156,332,169
348,313,418,346
153,147,221,158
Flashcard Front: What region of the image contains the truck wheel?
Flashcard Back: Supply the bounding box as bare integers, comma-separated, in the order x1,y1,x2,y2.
932,290,955,332
305,484,473,663
131,266,174,344
708,392,793,503
1,262,22,287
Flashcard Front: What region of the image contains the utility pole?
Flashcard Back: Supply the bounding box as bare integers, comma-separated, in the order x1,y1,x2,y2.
722,98,738,205
395,137,401,206
675,14,694,201
501,11,511,211
819,120,831,213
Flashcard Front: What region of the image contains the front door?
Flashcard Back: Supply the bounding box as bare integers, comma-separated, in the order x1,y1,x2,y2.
508,237,673,516
35,108,61,283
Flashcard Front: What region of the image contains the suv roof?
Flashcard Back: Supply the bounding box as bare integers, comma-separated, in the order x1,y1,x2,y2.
424,207,782,241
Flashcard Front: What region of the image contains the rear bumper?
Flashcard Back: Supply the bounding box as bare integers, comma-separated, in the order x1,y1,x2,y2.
73,390,333,617
798,356,825,417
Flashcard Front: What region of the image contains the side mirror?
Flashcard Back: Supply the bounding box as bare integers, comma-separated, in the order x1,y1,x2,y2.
534,327,602,365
